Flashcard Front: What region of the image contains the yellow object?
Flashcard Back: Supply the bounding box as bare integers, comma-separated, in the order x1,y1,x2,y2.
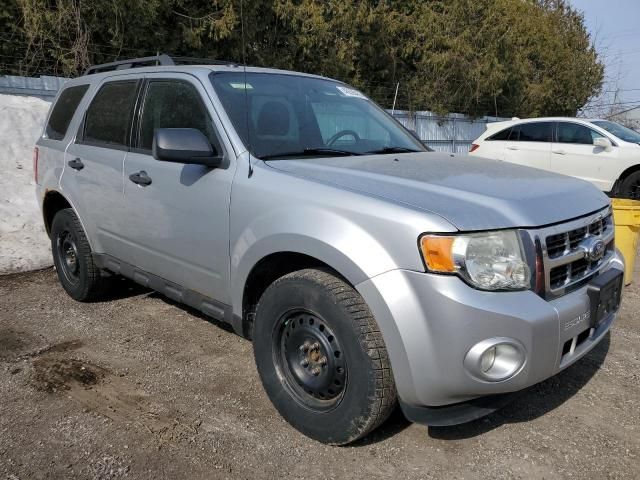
420,235,455,272
611,199,640,285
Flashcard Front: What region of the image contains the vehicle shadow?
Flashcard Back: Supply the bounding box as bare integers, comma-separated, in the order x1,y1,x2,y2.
350,406,413,447
147,291,236,334
98,275,152,302
428,332,610,441
91,273,234,331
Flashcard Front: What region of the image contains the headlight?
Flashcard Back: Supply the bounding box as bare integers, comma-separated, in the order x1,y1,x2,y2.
419,230,531,290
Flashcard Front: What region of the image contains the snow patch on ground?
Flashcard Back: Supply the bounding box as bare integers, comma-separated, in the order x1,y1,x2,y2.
0,94,52,274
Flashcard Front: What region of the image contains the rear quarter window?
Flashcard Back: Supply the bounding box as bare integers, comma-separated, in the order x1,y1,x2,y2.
45,84,89,141
487,127,512,141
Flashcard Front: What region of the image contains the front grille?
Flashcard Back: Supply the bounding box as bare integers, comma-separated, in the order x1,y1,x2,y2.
549,257,603,290
536,209,615,298
545,217,609,259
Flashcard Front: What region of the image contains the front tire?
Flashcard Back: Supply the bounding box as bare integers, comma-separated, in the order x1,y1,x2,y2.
253,268,396,445
617,171,640,200
50,208,108,301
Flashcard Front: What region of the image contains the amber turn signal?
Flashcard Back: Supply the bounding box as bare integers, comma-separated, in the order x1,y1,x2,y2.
420,235,456,272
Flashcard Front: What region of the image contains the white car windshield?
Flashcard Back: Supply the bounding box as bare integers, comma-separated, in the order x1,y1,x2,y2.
591,120,640,144
210,72,425,159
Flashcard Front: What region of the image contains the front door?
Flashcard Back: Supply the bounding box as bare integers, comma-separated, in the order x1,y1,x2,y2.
120,74,235,303
551,122,619,191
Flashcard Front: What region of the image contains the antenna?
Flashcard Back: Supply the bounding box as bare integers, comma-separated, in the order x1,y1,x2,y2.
240,0,253,178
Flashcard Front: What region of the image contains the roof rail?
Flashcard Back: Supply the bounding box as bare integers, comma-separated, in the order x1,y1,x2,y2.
171,56,238,67
83,54,238,76
84,54,174,75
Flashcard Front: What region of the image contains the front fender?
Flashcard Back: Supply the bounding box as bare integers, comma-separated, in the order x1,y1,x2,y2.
231,207,398,316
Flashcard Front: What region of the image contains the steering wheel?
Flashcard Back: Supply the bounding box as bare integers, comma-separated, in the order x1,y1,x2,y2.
327,130,361,146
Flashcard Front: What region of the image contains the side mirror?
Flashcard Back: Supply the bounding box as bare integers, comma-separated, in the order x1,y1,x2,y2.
153,128,223,167
593,137,613,152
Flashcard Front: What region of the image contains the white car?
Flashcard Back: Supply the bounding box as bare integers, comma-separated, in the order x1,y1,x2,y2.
469,117,640,198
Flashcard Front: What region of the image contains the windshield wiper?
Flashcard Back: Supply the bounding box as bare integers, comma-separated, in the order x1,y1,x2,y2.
260,148,362,160
365,146,423,154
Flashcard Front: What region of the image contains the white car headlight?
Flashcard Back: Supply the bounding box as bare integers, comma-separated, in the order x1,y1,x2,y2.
420,230,531,291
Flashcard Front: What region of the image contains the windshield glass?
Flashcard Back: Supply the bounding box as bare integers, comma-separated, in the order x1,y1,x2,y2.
210,72,425,159
591,120,640,144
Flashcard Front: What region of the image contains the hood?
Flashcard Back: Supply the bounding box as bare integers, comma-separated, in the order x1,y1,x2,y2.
265,152,609,231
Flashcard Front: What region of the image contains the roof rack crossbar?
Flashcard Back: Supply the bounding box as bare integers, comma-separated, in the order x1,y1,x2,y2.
83,54,175,76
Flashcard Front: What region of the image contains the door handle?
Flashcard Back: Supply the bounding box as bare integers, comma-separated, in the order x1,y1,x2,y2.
506,146,519,150
552,149,566,155
129,170,152,186
68,158,84,171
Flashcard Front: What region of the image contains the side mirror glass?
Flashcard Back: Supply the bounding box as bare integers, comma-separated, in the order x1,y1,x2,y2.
152,128,223,167
593,136,613,152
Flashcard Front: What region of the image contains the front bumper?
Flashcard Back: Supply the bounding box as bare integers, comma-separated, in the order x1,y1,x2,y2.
356,251,624,412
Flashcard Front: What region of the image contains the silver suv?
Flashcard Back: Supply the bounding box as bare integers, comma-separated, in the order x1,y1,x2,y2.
35,55,624,445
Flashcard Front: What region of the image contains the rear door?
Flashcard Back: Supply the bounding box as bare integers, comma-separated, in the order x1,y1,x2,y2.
119,73,235,302
502,122,553,171
551,121,619,190
64,76,141,257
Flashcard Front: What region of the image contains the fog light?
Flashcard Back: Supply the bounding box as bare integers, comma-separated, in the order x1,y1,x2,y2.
464,338,526,382
480,347,496,372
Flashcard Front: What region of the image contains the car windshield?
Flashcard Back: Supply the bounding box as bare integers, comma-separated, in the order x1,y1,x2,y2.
591,120,640,144
210,72,425,159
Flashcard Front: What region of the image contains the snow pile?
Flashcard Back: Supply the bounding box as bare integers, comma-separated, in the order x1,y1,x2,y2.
0,94,53,274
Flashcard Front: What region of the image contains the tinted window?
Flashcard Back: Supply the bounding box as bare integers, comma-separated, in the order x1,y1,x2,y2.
557,122,603,145
591,120,640,143
517,122,552,142
139,81,217,150
84,81,138,147
46,85,89,140
487,127,512,141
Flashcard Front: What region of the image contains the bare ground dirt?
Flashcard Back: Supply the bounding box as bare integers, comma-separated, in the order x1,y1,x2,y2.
1,265,639,479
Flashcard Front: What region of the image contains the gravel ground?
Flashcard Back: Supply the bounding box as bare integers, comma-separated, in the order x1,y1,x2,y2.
0,263,639,479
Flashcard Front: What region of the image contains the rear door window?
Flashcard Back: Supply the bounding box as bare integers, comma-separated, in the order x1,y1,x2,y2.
514,122,552,142
83,81,138,148
46,84,89,140
137,80,217,151
557,122,604,145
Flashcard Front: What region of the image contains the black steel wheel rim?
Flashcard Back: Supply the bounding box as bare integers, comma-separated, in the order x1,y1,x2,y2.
56,229,80,285
273,309,347,412
630,180,640,200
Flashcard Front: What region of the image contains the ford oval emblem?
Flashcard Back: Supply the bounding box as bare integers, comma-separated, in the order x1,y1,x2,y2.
580,237,606,262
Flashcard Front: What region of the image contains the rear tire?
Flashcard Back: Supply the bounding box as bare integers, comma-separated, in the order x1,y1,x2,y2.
617,171,640,200
50,208,108,301
253,268,396,445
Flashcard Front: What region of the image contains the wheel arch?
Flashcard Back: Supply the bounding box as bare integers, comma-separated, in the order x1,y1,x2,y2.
239,250,358,339
42,190,95,250
42,190,73,236
611,164,640,196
